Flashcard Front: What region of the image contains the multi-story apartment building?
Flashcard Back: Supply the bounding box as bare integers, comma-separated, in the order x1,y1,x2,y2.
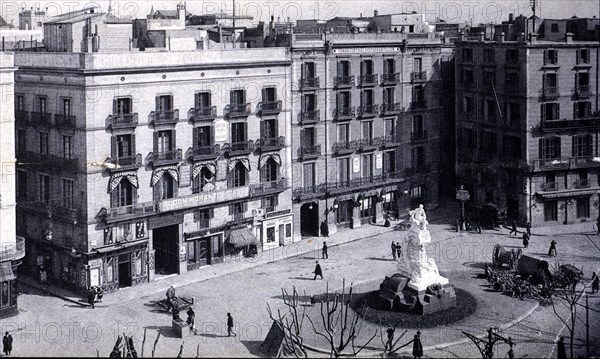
14,5,294,293
455,17,600,226
289,27,443,237
0,52,25,318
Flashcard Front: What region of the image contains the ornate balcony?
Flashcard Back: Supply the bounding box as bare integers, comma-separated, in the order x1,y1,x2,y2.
223,141,254,157
249,178,288,197
0,236,25,262
106,202,157,223
187,145,221,161
357,104,379,119
540,182,558,191
15,109,28,124
529,157,600,171
411,131,428,142
257,101,282,116
106,154,143,172
297,144,321,160
17,151,78,173
107,113,138,130
54,114,76,129
189,106,217,123
299,76,320,90
381,134,401,148
573,179,590,189
30,112,52,127
574,85,590,98
148,149,182,166
380,102,402,116
225,103,251,118
410,71,427,82
332,141,355,155
542,86,560,99
358,137,382,152
359,74,378,87
540,117,600,133
298,110,320,124
381,73,400,86
150,109,179,127
334,75,355,88
333,107,355,121
18,201,79,224
256,136,285,153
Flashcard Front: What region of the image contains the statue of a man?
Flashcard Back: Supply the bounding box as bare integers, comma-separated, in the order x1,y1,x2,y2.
409,204,428,230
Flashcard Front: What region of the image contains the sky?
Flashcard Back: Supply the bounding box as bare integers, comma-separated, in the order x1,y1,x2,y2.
0,0,598,27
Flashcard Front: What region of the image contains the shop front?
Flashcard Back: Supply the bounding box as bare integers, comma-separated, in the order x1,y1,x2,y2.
257,209,293,249
185,233,224,271
0,262,18,318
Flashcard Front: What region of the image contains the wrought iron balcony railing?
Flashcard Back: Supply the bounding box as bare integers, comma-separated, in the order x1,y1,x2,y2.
54,114,76,129
300,77,320,90
106,154,143,170
359,74,378,87
30,111,52,126
150,109,179,126
357,104,379,118
410,71,427,82
333,107,355,121
298,109,320,124
574,85,590,97
225,103,251,118
542,86,560,99
256,101,282,116
187,145,221,160
107,113,138,130
149,149,182,166
107,202,157,222
249,179,288,197
381,73,400,85
334,75,355,88
223,141,254,156
257,136,285,152
573,179,591,189
541,182,558,191
15,109,28,124
189,106,217,123
380,102,402,115
332,141,355,155
297,144,321,160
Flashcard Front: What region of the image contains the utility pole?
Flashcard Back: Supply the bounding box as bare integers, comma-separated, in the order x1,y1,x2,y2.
232,0,236,49
586,295,589,357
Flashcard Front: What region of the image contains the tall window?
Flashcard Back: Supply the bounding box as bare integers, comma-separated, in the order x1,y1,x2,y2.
572,135,593,158
337,91,351,110
16,170,27,201
412,146,426,169
263,87,277,102
544,49,558,65
503,135,522,159
302,127,316,146
483,48,495,63
541,103,560,122
361,154,373,179
15,95,24,111
62,179,74,208
544,200,558,221
39,174,50,204
539,137,561,160
383,58,395,74
16,130,26,154
505,72,518,92
262,195,278,211
230,162,247,187
576,72,590,88
463,96,474,114
303,62,315,79
194,126,211,147
39,132,49,155
337,60,350,77
156,130,174,153
543,73,557,89
62,99,71,116
38,97,47,113
384,150,396,174
461,69,474,84
338,124,349,143
229,201,246,215
413,115,424,136
303,163,315,190
574,101,591,119
156,95,172,113
338,157,350,184
260,119,277,142
384,118,395,140
114,98,132,114
261,158,279,182
192,167,214,194
577,197,590,219
155,173,176,201
63,135,72,159
112,179,135,208
577,49,590,64
115,134,134,158
195,92,211,108
413,57,422,72
383,87,395,105
462,48,473,62
507,102,520,126
362,121,373,140
482,131,497,153
302,94,316,111
484,99,496,122
505,49,518,64
361,89,374,107
361,59,374,75
231,122,247,143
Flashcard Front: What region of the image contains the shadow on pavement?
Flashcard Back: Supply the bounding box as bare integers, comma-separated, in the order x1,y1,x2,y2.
198,333,228,339
144,325,178,338
365,257,393,262
289,276,314,281
241,340,265,357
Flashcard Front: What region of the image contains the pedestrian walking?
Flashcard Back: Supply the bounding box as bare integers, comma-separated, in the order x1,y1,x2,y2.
526,221,531,236
391,241,397,260
412,331,423,359
548,240,557,257
322,241,328,259
313,260,323,280
396,242,402,259
591,272,599,294
227,313,236,337
522,232,530,248
509,220,518,236
87,287,96,309
556,336,567,359
186,307,197,335
3,331,12,356
320,220,329,237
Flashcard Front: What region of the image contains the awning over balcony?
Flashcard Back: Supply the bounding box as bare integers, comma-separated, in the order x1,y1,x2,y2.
0,262,16,281
259,153,281,169
228,228,258,248
151,166,179,185
108,171,139,192
537,189,599,199
192,161,217,179
228,158,251,172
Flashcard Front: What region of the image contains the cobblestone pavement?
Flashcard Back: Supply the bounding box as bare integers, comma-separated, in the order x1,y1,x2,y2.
5,211,600,358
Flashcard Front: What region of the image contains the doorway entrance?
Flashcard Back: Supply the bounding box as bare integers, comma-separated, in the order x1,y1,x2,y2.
300,202,319,236
153,224,180,275
118,254,132,288
506,196,519,222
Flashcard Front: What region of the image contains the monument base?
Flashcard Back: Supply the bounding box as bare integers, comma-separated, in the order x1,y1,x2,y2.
378,273,457,315
172,320,192,338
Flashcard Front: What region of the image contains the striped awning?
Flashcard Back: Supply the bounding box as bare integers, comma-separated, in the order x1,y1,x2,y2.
259,153,281,169
0,262,16,281
228,158,251,172
192,161,217,179
151,166,179,186
228,228,258,248
537,189,599,199
108,171,139,192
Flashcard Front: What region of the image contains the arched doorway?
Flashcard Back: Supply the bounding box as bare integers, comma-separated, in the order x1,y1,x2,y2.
300,202,319,237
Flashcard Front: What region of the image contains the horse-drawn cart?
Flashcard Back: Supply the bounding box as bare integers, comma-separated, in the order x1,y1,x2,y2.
492,244,522,269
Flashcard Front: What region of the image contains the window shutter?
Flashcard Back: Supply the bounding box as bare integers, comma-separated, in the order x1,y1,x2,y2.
572,136,576,157
573,102,578,119
300,129,306,146
539,138,544,159
229,90,234,105
131,134,136,155
555,137,561,158
576,49,580,65
587,134,593,155
586,49,590,63
544,50,548,65
556,103,560,120
113,99,117,114
261,88,267,103
194,93,199,108
111,136,117,158
336,93,341,110
172,129,176,149
155,96,160,112
541,104,546,123
193,127,198,147
153,131,158,152
360,61,364,77
260,120,266,141
300,63,305,80
553,50,557,64
244,122,248,142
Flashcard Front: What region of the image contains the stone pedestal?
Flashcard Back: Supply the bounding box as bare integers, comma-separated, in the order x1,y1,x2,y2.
172,320,191,338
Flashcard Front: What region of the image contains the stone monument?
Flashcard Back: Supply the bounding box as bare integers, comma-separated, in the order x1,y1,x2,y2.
379,205,456,314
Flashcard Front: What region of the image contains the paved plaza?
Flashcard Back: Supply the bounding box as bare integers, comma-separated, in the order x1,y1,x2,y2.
3,211,600,358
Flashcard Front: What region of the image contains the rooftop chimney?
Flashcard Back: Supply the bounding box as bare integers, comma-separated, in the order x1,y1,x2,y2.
509,13,514,22
374,10,378,16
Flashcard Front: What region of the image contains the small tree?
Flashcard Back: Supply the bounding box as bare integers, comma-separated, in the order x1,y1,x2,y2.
266,286,308,358
305,280,377,357
551,277,586,359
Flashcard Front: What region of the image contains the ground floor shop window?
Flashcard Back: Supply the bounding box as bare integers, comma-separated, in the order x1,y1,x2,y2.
544,200,558,221
267,227,276,243
336,200,353,224
187,235,223,267
133,251,143,276
577,197,590,219
360,196,375,219
106,257,116,283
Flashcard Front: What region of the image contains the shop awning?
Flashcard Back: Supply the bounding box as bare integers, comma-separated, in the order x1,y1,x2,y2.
537,189,599,199
228,228,258,248
0,262,16,281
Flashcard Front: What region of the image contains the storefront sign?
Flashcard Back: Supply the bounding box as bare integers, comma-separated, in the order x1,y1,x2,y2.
265,208,291,219
148,214,184,229
214,119,228,142
375,153,382,169
332,47,399,54
136,222,146,239
159,187,250,212
352,157,360,173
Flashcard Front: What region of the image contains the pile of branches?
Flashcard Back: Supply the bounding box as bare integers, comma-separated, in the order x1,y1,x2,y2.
485,267,551,301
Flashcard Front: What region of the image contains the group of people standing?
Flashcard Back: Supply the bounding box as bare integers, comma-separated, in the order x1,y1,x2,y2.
391,241,402,260
511,221,559,257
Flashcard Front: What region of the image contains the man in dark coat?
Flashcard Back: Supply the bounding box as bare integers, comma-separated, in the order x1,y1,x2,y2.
525,221,531,236
227,313,236,337
396,243,402,259
322,242,328,259
412,331,423,358
186,307,197,335
391,241,397,260
3,331,12,356
509,220,518,235
320,221,329,237
313,261,323,280
87,287,96,309
548,240,557,257
557,336,567,359
591,272,599,294
522,232,530,248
